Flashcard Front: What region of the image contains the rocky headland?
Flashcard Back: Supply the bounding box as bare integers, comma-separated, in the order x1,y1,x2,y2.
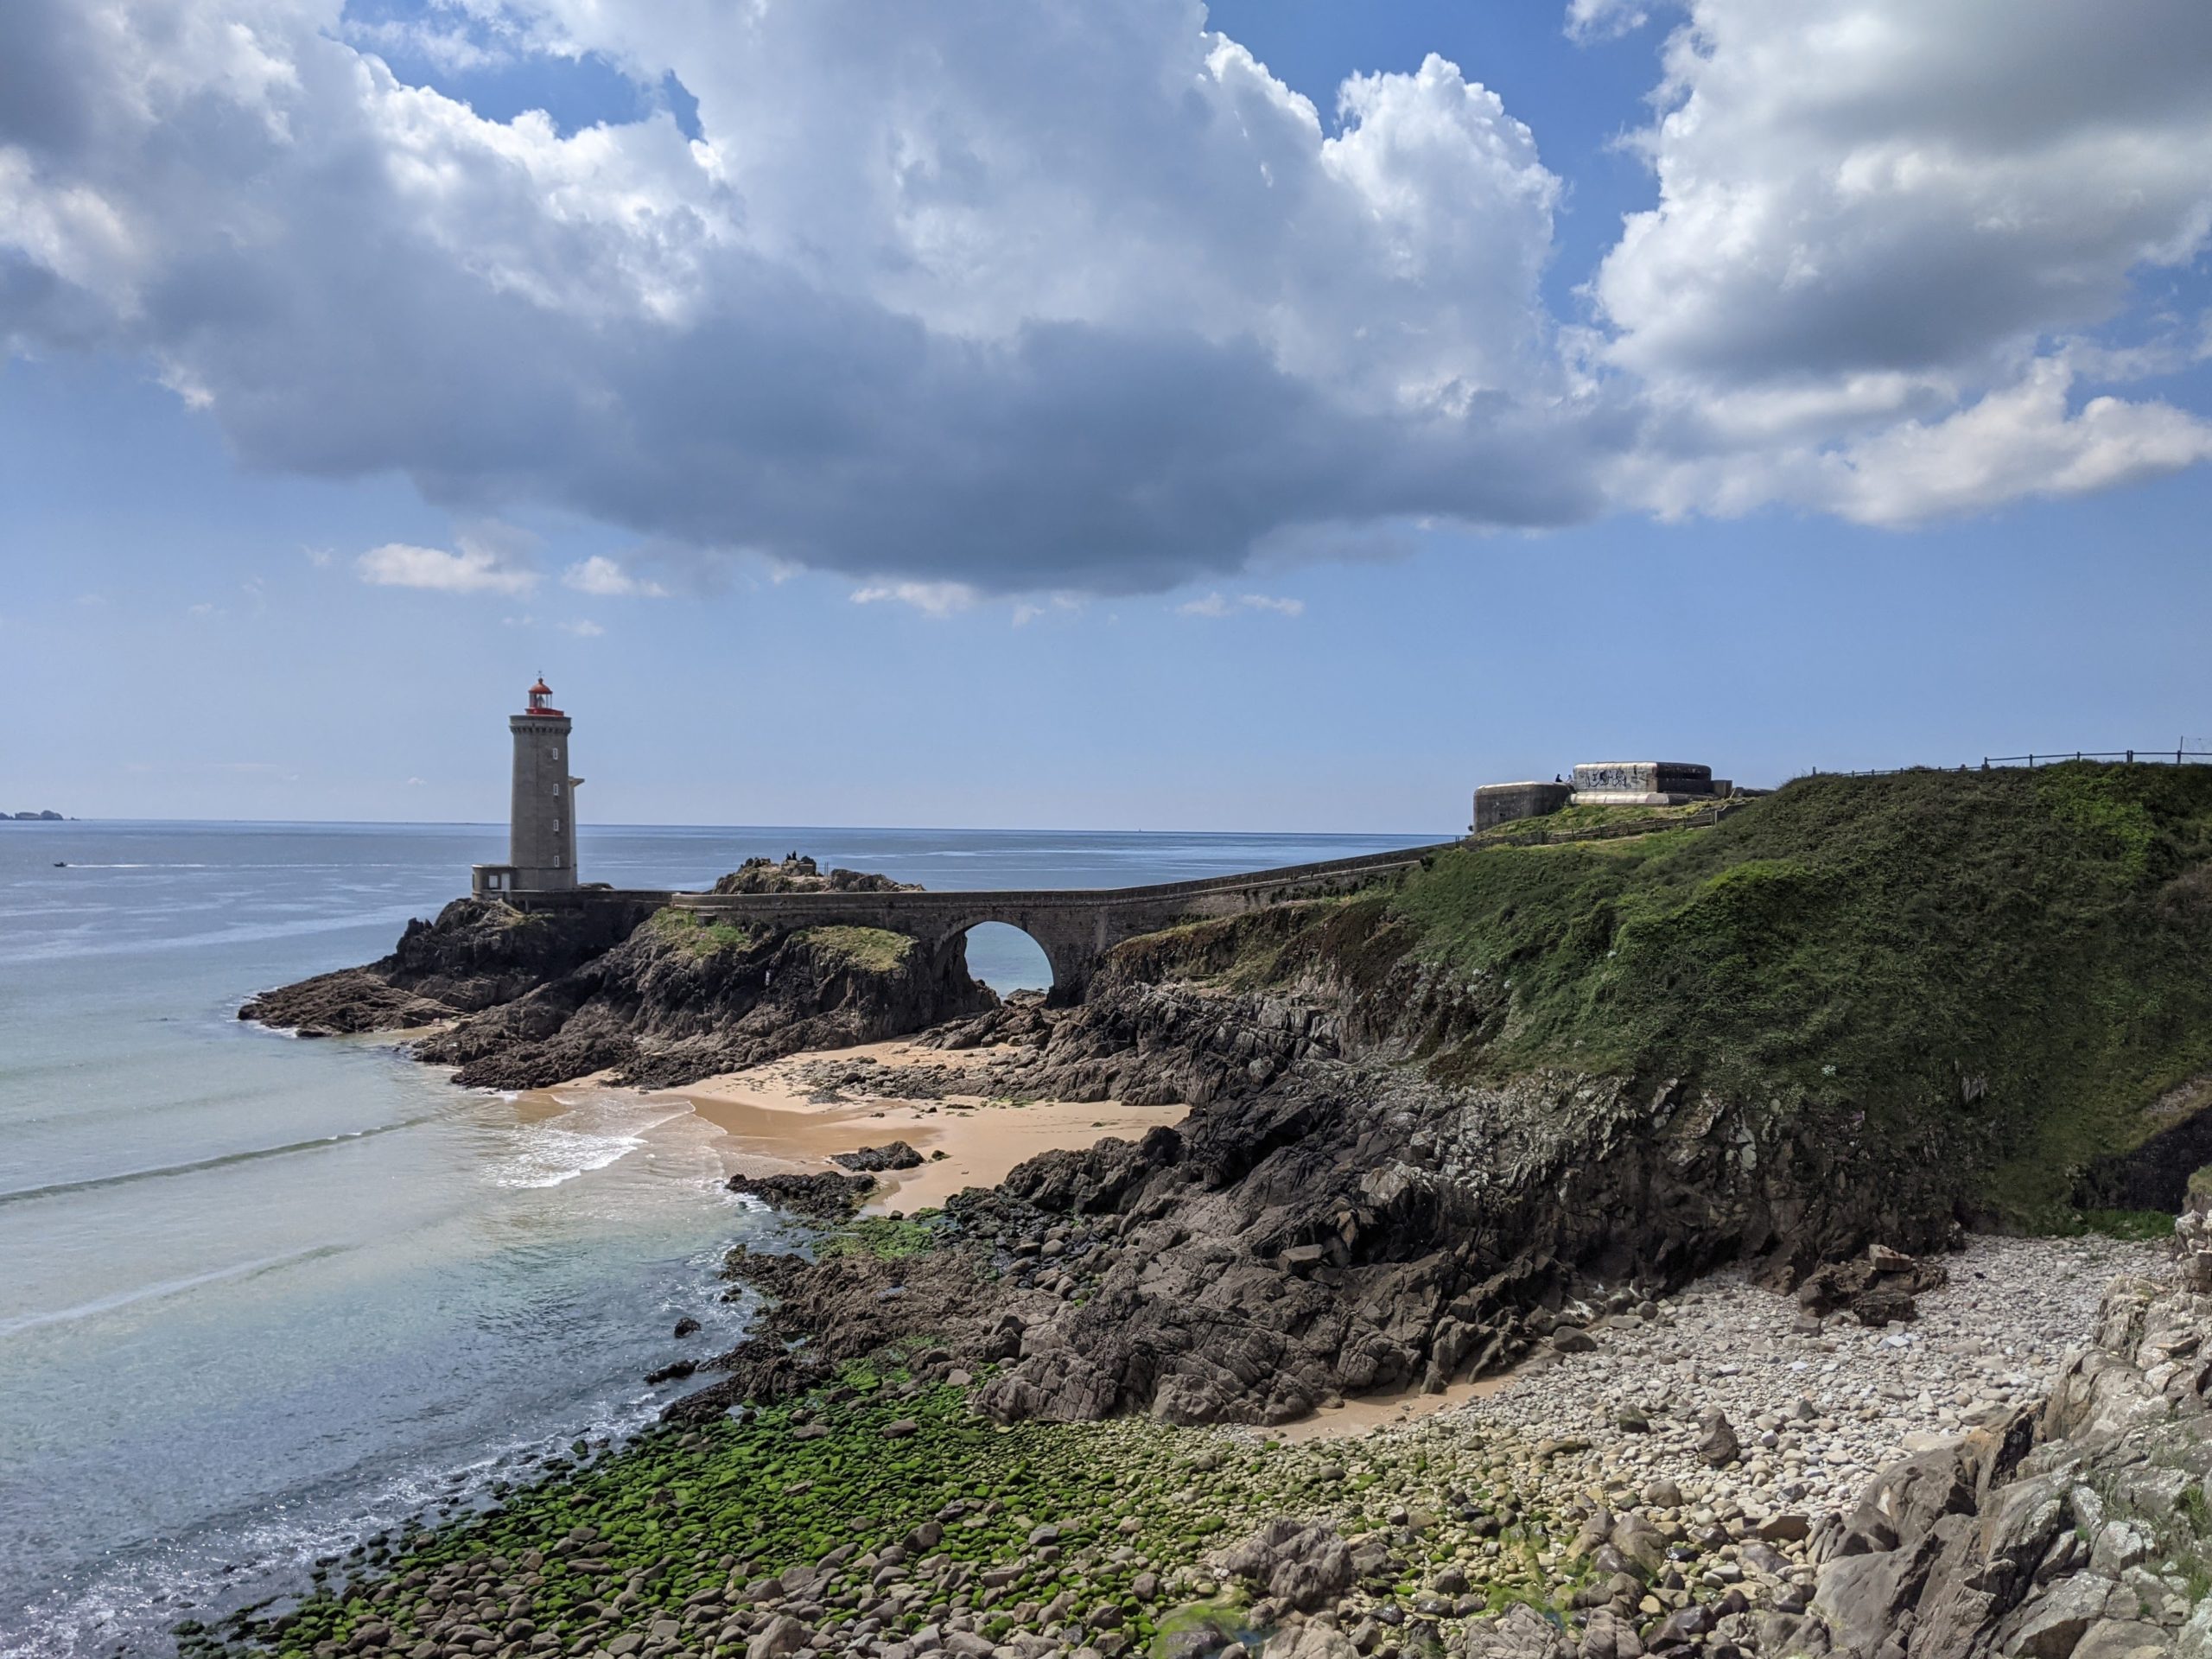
216,766,2212,1659
240,855,994,1090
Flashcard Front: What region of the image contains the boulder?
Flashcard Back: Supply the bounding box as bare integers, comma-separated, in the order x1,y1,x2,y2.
1455,1603,1565,1658
832,1141,925,1173
1698,1409,1742,1467
2000,1574,2115,1659
747,1616,811,1659
725,1171,874,1220
2074,1622,2171,1659
1219,1519,1357,1613
1796,1245,1948,1326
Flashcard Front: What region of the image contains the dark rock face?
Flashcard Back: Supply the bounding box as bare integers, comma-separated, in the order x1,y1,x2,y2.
238,897,643,1036
830,1141,924,1173
673,968,1967,1430
724,1170,874,1220
968,1054,1947,1426
237,868,995,1088
409,916,993,1090
918,961,1959,1427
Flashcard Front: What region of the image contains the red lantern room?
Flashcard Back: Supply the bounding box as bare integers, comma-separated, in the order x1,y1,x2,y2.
523,677,563,717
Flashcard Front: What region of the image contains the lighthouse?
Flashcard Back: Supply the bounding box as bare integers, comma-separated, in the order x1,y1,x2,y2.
472,677,582,897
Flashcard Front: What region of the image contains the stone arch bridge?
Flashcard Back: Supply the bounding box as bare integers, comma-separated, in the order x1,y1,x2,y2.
543,842,1454,1003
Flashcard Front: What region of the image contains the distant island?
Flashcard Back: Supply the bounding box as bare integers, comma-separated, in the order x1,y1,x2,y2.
5,810,65,821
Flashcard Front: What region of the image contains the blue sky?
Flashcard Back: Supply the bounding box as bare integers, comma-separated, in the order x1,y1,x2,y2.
4,0,2209,830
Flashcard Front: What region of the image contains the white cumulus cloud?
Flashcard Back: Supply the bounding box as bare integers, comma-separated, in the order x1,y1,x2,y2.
1566,0,1653,43
563,556,667,597
357,541,538,595
1176,592,1306,619
1590,0,2212,521
850,581,979,618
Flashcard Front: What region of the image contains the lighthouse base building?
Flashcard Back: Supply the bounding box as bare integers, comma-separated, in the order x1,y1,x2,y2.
472,678,582,897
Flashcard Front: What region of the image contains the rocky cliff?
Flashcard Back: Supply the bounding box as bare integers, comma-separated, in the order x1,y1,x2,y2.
238,861,996,1090
687,766,2212,1430
682,975,1962,1430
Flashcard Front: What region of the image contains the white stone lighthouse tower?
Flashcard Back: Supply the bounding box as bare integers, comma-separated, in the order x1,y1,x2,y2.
473,677,581,897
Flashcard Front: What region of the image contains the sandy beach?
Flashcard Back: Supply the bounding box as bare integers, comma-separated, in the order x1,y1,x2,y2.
556,1037,1192,1216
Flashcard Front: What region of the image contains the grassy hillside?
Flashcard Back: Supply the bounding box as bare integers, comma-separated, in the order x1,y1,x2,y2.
1147,766,2212,1227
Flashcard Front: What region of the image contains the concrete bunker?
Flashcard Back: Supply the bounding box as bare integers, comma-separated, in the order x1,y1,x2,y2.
1471,760,1742,834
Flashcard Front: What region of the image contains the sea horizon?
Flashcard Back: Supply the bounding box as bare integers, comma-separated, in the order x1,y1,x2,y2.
14,816,1455,839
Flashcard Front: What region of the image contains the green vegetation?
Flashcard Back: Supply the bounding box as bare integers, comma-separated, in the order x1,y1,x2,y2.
2085,1461,2212,1605
645,914,915,976
1135,766,2212,1228
649,907,766,957
1473,798,1732,843
2178,1480,2212,1542
2070,1211,2177,1238
201,1359,1567,1659
814,1211,951,1262
2075,1209,2177,1242
796,925,914,974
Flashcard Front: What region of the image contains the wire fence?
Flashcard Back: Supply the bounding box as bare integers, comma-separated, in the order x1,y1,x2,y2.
1808,749,2212,779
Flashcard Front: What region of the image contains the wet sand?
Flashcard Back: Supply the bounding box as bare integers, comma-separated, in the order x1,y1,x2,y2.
1257,1374,1516,1443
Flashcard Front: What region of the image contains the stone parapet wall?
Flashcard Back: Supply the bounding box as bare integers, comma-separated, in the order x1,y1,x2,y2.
1471,781,1574,832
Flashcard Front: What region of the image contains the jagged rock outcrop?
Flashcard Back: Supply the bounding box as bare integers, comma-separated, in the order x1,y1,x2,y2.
682,970,1964,1429
1797,1243,1951,1327
238,864,994,1087
830,1141,924,1173
1220,1517,1358,1613
1783,1249,2212,1658
709,853,920,895
963,1009,1958,1426
725,1170,875,1219
238,896,649,1035
409,912,992,1089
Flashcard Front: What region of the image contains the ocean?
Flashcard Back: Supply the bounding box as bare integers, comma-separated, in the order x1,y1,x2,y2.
0,820,1437,1657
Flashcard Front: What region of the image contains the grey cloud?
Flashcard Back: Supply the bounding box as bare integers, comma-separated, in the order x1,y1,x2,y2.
3,0,1603,594
2,0,2209,588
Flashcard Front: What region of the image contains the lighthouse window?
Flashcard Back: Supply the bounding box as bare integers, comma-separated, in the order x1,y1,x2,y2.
552,818,563,833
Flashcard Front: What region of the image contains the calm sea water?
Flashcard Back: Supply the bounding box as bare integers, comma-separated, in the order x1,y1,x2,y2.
0,820,1435,1657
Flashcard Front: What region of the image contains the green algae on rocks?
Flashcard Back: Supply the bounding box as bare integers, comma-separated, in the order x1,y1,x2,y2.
199,1362,1579,1659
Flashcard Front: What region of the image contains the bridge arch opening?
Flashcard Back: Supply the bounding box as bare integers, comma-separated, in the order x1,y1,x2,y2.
961,921,1053,995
